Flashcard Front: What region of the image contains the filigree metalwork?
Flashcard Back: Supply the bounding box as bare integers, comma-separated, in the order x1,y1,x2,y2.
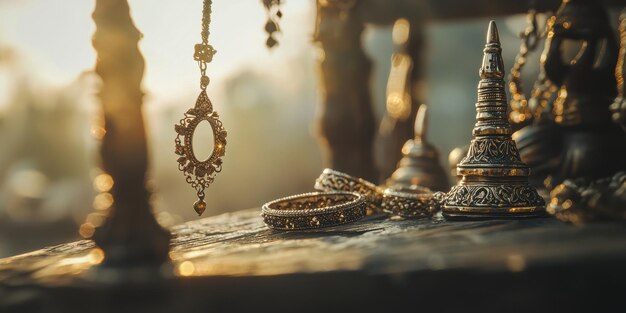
314,168,383,215
261,192,367,230
443,21,545,219
175,91,226,215
548,172,626,224
193,43,217,63
176,0,227,216
460,138,524,166
381,186,444,219
446,185,544,207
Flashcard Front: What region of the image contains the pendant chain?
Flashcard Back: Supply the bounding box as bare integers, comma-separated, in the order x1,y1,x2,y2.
509,9,540,126
201,0,212,44
177,0,227,216
194,0,216,90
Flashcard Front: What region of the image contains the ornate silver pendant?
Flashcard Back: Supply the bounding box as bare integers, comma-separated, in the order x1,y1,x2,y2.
175,90,227,215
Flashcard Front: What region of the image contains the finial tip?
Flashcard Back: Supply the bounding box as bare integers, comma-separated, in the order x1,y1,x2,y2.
414,104,428,141
486,20,500,44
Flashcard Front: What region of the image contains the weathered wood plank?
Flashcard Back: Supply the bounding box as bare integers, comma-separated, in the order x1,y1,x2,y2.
1,209,626,312
1,209,626,281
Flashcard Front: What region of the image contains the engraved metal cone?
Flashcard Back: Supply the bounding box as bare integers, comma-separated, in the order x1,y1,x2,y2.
443,21,546,218
387,105,450,192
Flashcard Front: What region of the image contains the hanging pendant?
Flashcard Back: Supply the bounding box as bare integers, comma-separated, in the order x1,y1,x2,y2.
262,0,283,48
175,90,227,215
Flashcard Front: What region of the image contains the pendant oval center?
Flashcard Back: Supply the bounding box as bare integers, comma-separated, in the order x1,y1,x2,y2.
192,119,215,162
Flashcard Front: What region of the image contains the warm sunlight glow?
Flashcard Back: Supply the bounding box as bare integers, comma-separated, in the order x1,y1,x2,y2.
79,223,96,238
93,173,114,192
88,248,105,265
93,193,114,211
178,261,196,276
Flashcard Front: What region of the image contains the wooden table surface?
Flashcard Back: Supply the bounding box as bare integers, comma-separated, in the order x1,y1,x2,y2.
1,208,626,312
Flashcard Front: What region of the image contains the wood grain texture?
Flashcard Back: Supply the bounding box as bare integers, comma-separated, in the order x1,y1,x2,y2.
1,209,626,279
1,209,626,312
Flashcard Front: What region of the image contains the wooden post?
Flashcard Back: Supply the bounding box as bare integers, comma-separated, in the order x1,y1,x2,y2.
314,1,378,182
92,0,170,267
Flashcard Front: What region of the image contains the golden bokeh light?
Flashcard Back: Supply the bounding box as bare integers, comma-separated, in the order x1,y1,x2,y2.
386,92,411,120
392,18,410,45
88,248,105,265
156,211,175,228
178,261,196,276
93,192,114,211
563,21,571,29
79,222,95,238
562,199,573,209
86,212,106,227
91,126,107,140
93,173,114,192
506,254,527,272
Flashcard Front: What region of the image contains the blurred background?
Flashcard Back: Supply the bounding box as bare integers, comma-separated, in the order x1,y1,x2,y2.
0,0,547,257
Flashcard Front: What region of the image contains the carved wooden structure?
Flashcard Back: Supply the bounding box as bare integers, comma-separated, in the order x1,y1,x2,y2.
91,0,170,267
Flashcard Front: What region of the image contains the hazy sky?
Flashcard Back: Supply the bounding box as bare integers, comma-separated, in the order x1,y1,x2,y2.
0,0,313,108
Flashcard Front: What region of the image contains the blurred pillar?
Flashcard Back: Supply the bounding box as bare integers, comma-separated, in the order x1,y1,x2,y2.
376,18,427,181
92,0,170,267
314,0,378,182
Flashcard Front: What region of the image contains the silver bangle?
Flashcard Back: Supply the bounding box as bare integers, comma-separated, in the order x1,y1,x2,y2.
261,192,367,230
314,168,384,215
382,186,443,218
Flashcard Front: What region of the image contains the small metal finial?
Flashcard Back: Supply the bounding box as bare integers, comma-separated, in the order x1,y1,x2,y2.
414,104,428,142
387,104,450,192
486,20,499,44
480,21,505,80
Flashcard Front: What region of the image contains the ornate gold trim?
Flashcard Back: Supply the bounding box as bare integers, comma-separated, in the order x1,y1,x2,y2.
261,192,366,230
314,168,384,215
175,90,227,215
